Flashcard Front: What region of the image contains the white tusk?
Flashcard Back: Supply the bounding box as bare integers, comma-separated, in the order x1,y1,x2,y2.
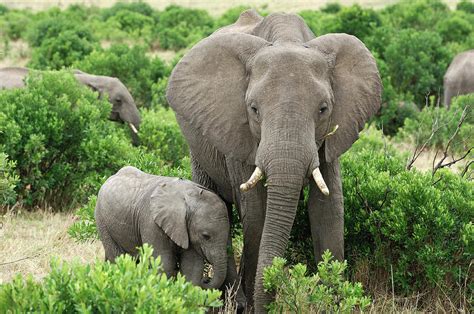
312,167,329,196
240,167,263,192
129,123,138,134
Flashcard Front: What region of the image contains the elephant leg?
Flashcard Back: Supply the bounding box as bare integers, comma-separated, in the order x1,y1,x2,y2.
180,249,205,286
141,231,177,277
307,158,344,262
226,159,266,306
190,154,245,308
96,222,125,262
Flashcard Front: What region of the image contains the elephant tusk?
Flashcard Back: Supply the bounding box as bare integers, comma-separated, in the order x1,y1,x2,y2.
312,167,329,196
129,123,138,134
240,167,263,192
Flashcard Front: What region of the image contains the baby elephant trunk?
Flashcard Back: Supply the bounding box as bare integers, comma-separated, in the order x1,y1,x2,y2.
203,254,227,289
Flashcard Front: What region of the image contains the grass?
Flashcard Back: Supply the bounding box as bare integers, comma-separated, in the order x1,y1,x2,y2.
0,210,102,284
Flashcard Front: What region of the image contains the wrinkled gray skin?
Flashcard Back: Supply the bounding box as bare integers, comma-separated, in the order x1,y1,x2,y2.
444,50,474,108
167,10,381,312
0,67,141,145
95,166,230,289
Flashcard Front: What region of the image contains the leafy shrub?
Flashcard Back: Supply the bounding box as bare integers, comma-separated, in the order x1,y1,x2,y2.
397,94,473,154
214,6,252,28
436,11,473,43
375,100,419,136
101,1,155,20
139,108,188,166
286,126,473,295
0,5,8,15
384,29,450,106
457,0,474,14
156,5,214,50
75,44,168,106
107,9,155,37
320,2,342,14
333,4,382,41
68,195,98,241
298,10,340,35
28,30,97,70
342,127,473,293
0,11,32,40
0,245,222,313
264,252,371,313
0,152,19,206
27,14,95,48
0,71,134,208
383,0,450,31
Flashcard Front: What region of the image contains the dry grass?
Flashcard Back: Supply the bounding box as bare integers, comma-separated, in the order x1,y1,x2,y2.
0,210,103,284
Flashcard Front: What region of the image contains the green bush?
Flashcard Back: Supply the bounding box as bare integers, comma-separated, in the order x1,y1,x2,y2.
107,9,155,37
457,0,474,14
264,252,371,313
397,94,473,155
321,2,342,14
375,100,419,136
75,44,168,106
214,6,252,28
101,1,155,20
436,11,473,43
139,108,188,166
28,30,97,70
333,4,382,41
156,5,214,50
342,127,473,293
384,29,450,106
0,71,134,208
286,126,473,295
0,152,19,206
0,11,32,40
0,5,8,15
0,245,222,313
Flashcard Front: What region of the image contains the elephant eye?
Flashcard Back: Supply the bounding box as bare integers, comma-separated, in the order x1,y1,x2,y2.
250,104,259,116
202,232,211,241
319,103,328,114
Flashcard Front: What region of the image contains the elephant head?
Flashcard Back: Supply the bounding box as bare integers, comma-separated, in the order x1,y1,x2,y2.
74,71,141,146
151,182,229,289
167,12,381,309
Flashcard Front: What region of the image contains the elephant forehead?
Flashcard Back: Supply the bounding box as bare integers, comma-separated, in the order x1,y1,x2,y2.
253,46,329,74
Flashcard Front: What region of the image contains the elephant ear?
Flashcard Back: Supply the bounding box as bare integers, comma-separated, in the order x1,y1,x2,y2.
213,9,263,35
307,34,382,162
150,182,189,249
74,73,105,100
167,33,270,163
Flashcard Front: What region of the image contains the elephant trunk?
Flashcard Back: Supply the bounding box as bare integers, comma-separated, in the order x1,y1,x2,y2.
202,254,227,290
252,106,319,311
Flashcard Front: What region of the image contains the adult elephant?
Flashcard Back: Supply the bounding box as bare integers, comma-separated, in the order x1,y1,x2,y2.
0,67,141,145
167,10,381,312
444,49,474,108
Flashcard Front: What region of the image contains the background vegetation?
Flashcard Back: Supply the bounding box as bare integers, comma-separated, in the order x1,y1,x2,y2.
1,0,472,312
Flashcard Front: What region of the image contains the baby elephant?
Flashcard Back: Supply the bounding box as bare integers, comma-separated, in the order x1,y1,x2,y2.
95,166,230,289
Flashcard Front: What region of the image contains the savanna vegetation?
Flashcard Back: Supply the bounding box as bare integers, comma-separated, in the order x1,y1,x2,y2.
0,1,472,312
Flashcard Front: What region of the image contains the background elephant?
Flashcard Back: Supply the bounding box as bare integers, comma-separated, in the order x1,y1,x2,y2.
444,50,474,108
167,10,381,312
95,166,230,289
0,67,141,145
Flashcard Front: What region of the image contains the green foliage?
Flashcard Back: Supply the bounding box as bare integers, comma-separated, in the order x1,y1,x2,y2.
376,100,419,135
68,195,98,241
0,5,8,15
321,3,342,14
106,9,155,37
457,0,474,14
0,71,134,208
397,94,473,154
101,1,155,20
334,5,382,41
384,29,450,106
214,6,251,28
383,0,450,30
75,44,168,106
28,30,97,70
0,153,19,206
139,108,189,166
0,11,32,40
436,11,473,43
264,252,371,313
342,127,473,293
156,5,214,50
0,245,222,313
